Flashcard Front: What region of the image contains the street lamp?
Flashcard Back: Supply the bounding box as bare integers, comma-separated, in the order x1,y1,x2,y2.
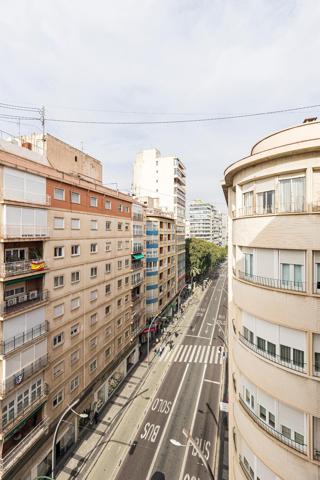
147,315,158,368
51,399,88,479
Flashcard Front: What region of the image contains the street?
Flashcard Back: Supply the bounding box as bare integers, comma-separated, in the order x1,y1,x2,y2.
115,265,228,480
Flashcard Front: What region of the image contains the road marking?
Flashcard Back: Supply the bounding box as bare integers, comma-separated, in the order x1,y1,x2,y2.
215,347,221,363
199,346,206,363
181,344,193,362
188,344,197,363
209,346,216,364
197,276,222,337
179,345,189,362
146,364,190,480
194,345,202,363
173,344,224,365
174,344,184,362
204,345,211,364
204,379,220,385
186,335,209,340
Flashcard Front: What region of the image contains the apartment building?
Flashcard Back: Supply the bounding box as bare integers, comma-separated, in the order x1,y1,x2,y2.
0,134,144,480
189,199,223,245
222,120,320,480
132,148,186,290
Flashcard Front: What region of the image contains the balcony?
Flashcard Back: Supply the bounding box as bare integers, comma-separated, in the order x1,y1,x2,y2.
238,271,306,293
132,275,143,286
1,290,48,316
2,225,49,239
239,333,306,373
131,294,142,306
0,259,47,278
132,244,144,253
132,260,144,271
238,456,253,480
233,198,306,218
0,354,48,395
0,321,48,355
239,396,307,455
133,213,143,222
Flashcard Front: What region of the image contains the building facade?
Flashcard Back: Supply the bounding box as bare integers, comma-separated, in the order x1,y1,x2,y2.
223,121,320,480
189,199,223,245
0,134,144,479
132,148,186,290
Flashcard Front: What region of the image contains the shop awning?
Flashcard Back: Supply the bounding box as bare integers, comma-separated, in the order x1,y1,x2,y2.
132,253,144,260
5,402,45,440
4,273,45,286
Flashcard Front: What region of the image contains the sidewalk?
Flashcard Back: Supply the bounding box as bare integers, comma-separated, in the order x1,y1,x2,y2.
56,284,207,480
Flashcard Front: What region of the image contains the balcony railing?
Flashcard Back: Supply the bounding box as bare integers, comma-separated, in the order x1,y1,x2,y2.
314,449,320,461
0,419,47,474
0,259,46,277
2,225,49,239
1,290,49,315
238,456,253,480
234,199,306,218
0,354,48,394
133,231,143,237
2,384,48,432
132,261,144,271
133,213,143,222
0,321,48,355
239,333,306,373
132,275,143,286
132,244,144,253
131,295,142,305
238,271,306,292
239,396,307,454
313,365,320,377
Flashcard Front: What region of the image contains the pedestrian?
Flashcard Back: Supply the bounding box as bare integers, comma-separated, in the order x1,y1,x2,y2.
94,410,99,425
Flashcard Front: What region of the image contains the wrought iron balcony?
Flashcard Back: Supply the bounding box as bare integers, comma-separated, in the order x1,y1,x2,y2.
0,354,48,395
0,259,46,278
239,333,306,373
1,290,49,315
0,321,48,355
239,396,307,455
238,271,306,292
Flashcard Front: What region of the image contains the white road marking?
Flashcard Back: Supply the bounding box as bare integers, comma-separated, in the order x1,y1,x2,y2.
199,346,206,363
194,345,202,363
173,344,184,362
215,348,221,363
204,379,220,385
181,345,193,363
209,346,216,364
178,345,190,362
188,345,197,363
197,278,222,337
204,345,211,364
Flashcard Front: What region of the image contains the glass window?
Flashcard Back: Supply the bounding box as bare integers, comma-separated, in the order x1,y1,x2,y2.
90,313,97,325
54,188,65,201
294,432,304,445
279,177,305,212
53,303,64,318
71,271,80,283
106,242,111,252
269,412,275,428
106,221,111,231
71,350,80,364
71,297,80,310
52,390,64,407
71,218,80,230
281,425,291,439
259,405,267,421
105,284,111,295
315,352,320,372
54,275,64,288
294,264,303,289
70,323,80,336
280,344,291,363
71,191,80,204
70,376,80,392
281,263,290,286
267,341,276,357
90,290,98,301
293,348,304,368
256,190,275,214
71,244,80,256
54,246,64,258
90,266,97,278
105,305,111,316
91,219,98,230
242,191,253,215
105,200,111,209
53,332,64,347
54,217,64,229
105,263,111,273
90,243,98,253
90,196,98,207
244,253,253,276
89,359,97,373
257,337,266,351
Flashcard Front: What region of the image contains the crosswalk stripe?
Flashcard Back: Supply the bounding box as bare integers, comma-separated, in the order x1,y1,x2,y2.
188,345,197,363
215,348,221,363
177,345,188,362
209,346,216,364
204,345,211,364
173,344,184,362
199,346,206,363
194,345,202,363
183,345,193,363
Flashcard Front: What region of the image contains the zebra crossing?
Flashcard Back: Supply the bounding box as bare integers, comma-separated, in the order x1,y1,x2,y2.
157,343,226,364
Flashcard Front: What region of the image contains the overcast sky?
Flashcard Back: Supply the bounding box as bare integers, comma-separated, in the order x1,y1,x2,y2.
1,0,320,211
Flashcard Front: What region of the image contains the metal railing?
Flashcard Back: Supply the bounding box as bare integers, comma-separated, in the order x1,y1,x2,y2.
238,271,306,292
239,333,306,373
0,321,48,355
132,244,144,253
0,354,48,394
2,385,48,432
1,290,49,315
239,396,307,454
0,419,47,473
132,275,143,286
314,449,320,461
313,365,320,377
132,213,143,221
238,456,253,480
131,295,141,305
133,231,143,237
0,259,46,277
2,225,49,239
234,198,306,218
132,261,144,270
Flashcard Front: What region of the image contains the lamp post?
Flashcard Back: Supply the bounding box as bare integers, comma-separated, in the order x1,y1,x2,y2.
51,399,88,479
147,315,158,368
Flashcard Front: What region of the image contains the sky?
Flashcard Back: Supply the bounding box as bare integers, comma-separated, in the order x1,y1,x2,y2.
1,0,320,212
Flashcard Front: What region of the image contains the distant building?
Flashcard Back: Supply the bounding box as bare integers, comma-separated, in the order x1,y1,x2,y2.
133,148,186,290
189,199,222,245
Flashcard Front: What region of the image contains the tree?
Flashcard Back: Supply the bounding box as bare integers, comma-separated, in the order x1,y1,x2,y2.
186,238,226,282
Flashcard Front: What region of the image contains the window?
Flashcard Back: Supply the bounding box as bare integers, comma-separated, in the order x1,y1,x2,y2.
106,263,111,273
257,337,266,351
90,337,98,349
117,279,122,289
125,258,130,268
118,260,122,270
90,313,98,326
243,326,253,344
70,323,80,336
105,200,111,210
106,242,111,252
54,275,64,288
256,190,275,214
90,243,98,253
90,196,98,207
105,305,111,316
70,376,80,392
105,284,111,295
118,204,124,212
118,241,123,250
294,432,304,445
90,290,98,301
54,188,65,201
90,266,97,278
106,221,111,231
89,359,97,373
71,244,80,256
71,350,80,364
105,346,112,358
71,297,80,310
281,425,291,439
279,176,305,212
244,253,253,277
117,318,122,328
125,240,130,249
54,246,64,258
71,271,80,283
293,348,304,368
125,329,129,339
53,332,64,347
269,412,275,428
52,390,64,408
125,294,129,303
118,222,122,231
91,219,98,230
71,218,80,230
315,352,320,372
125,206,129,213
53,303,64,318
54,217,64,229
242,191,253,215
267,341,276,357
117,298,122,307
53,361,64,378
117,336,123,346
125,276,129,286
259,405,267,421
125,223,129,231
105,326,112,337
280,344,291,363
71,191,80,204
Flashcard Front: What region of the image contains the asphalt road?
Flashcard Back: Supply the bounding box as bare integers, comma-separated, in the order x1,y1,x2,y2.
116,264,228,480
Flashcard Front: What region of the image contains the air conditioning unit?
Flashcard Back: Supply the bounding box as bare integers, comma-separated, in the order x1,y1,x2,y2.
7,297,17,307
29,290,38,300
18,294,28,303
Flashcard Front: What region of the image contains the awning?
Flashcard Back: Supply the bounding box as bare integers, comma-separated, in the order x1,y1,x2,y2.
132,253,144,260
5,402,45,440
5,273,45,286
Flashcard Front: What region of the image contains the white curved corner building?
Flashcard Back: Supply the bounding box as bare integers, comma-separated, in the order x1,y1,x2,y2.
222,121,320,480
